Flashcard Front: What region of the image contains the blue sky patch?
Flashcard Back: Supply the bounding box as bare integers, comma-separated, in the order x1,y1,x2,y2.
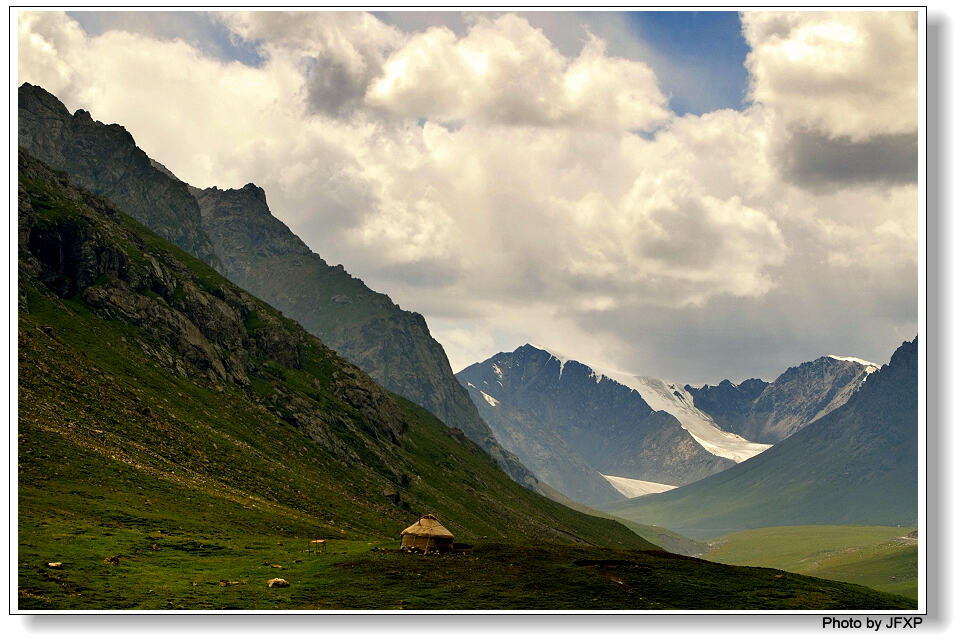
623,12,750,115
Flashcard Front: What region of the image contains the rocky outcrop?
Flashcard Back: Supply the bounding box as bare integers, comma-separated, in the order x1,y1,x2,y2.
18,83,220,268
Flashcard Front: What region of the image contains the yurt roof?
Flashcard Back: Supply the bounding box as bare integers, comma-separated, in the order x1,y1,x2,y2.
401,514,454,539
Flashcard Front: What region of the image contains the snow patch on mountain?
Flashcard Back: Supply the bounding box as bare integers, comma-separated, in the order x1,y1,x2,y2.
602,475,677,498
479,390,500,407
829,355,880,372
526,345,771,463
611,374,772,463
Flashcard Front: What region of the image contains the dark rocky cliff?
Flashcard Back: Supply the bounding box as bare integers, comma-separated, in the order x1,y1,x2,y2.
18,83,220,269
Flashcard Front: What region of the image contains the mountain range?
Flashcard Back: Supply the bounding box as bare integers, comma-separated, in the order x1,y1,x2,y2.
17,83,546,497
457,344,734,504
686,355,879,443
457,344,879,505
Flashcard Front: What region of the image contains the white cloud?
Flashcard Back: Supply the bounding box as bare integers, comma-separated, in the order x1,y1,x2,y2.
17,10,918,381
742,11,918,140
366,14,672,131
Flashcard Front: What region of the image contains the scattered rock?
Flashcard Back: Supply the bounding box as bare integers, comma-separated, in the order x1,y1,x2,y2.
267,578,289,588
103,556,120,565
46,562,62,569
270,564,282,569
218,580,240,587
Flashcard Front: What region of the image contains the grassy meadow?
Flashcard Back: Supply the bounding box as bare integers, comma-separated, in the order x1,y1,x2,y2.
701,525,918,603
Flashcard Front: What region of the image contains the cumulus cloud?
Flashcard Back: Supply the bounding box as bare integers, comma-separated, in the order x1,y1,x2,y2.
366,14,672,131
219,11,402,116
742,11,918,140
16,10,918,382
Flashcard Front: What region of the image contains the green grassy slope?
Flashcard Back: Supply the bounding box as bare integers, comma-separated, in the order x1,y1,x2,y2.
701,526,918,602
16,151,915,610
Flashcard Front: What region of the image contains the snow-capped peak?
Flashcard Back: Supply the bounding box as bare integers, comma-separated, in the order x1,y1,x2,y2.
524,344,771,463
828,355,880,369
528,343,571,379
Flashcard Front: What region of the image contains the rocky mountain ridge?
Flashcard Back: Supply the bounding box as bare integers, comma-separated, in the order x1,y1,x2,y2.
18,83,220,268
17,83,546,496
687,355,878,443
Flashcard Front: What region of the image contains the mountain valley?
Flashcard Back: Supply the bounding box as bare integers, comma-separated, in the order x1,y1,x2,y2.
15,82,920,612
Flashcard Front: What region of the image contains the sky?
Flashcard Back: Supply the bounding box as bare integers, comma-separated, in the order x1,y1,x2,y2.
16,9,920,385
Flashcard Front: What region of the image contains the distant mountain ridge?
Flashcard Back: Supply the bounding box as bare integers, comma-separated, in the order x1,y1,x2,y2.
687,355,878,443
457,344,737,504
603,338,917,538
18,83,547,496
458,344,885,506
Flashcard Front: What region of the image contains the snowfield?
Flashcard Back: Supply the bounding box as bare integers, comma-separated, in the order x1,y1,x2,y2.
605,372,772,463
602,474,678,498
532,345,772,463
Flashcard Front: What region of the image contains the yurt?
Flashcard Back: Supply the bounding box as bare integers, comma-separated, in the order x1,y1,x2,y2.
400,514,454,552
